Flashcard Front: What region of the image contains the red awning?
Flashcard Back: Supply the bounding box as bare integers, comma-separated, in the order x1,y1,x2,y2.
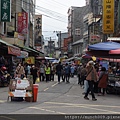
8,46,21,56
109,49,120,54
103,58,120,62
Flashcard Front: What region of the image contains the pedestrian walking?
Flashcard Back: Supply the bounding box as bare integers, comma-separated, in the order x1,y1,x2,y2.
98,67,108,96
70,64,75,77
61,65,65,82
84,61,98,101
50,64,55,81
64,63,70,83
77,63,83,85
15,63,25,79
56,62,63,83
30,65,38,84
39,63,45,81
45,64,51,82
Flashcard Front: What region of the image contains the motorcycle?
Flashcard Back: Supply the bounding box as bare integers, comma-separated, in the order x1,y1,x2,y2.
0,66,11,87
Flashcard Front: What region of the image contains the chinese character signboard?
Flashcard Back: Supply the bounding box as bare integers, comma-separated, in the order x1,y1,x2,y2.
103,0,114,34
17,12,28,34
0,0,11,22
34,15,42,46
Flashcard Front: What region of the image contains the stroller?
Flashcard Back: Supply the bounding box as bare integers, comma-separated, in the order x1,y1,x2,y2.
106,75,120,94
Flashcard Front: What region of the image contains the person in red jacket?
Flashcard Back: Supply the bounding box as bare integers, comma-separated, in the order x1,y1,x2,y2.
98,67,108,96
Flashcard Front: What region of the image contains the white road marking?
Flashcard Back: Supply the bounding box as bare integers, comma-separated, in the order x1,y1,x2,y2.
29,107,65,114
51,83,58,87
43,88,49,91
45,101,120,108
0,100,5,103
66,95,80,98
44,102,120,114
43,82,58,91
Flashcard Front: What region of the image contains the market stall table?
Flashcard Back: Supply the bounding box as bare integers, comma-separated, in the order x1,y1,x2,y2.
7,78,33,102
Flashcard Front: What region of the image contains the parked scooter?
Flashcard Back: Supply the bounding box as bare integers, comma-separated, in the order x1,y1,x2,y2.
0,66,11,87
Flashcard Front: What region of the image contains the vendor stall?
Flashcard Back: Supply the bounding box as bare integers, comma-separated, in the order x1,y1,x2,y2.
8,78,33,102
106,74,120,94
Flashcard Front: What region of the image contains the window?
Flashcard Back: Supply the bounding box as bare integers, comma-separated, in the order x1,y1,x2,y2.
75,28,81,35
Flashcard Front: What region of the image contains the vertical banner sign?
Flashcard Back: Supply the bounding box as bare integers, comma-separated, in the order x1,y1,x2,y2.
17,12,28,34
103,0,114,34
0,0,11,22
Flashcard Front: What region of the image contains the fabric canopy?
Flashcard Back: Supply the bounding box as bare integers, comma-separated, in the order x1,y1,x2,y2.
88,42,120,50
103,58,120,62
109,49,120,54
86,50,120,59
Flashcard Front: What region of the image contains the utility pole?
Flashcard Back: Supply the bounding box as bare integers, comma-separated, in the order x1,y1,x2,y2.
25,0,30,47
59,31,61,57
49,37,51,57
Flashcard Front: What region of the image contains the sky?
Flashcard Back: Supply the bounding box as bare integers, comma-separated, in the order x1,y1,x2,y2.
36,0,86,42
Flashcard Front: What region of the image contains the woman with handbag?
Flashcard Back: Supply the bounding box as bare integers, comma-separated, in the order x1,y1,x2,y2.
84,61,98,101
98,67,108,96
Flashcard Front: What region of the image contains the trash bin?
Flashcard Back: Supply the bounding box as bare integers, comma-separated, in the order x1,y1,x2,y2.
33,84,39,102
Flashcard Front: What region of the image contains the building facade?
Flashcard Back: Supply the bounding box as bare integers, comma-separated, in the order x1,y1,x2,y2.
67,6,89,57
1,0,36,48
57,32,68,57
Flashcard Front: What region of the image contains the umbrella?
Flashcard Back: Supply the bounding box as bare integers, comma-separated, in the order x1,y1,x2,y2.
88,41,120,50
109,49,120,54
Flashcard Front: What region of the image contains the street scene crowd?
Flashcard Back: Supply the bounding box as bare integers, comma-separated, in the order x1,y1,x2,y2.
3,57,118,102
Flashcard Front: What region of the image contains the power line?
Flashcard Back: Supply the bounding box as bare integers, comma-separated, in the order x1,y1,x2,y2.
19,0,68,23
36,0,68,9
10,1,67,23
10,1,89,32
35,11,67,23
49,0,70,7
21,0,67,17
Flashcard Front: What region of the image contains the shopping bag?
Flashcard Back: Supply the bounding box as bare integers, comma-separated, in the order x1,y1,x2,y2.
36,77,40,83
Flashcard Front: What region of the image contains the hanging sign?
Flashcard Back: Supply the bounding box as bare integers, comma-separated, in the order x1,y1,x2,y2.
0,0,11,22
103,0,114,34
17,12,28,34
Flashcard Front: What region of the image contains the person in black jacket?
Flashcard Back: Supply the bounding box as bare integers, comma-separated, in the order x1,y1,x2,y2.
30,65,38,84
56,62,63,83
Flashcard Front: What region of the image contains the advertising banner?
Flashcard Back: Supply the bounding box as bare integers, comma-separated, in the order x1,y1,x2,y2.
8,46,21,56
25,57,35,64
14,32,24,47
103,0,114,34
17,12,28,34
0,0,11,22
34,15,42,46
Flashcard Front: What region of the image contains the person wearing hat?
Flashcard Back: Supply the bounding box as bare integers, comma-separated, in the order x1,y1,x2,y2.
84,60,98,101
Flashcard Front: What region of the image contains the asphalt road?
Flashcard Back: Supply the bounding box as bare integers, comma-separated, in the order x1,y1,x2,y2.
0,75,120,116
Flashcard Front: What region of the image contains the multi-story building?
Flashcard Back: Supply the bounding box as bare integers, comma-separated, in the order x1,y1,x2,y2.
83,0,103,51
1,0,36,48
67,6,89,57
57,32,68,57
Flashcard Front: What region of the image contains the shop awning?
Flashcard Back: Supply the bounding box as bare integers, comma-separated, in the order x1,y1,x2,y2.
23,46,44,55
0,39,21,56
0,39,14,47
88,41,120,50
109,49,120,54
